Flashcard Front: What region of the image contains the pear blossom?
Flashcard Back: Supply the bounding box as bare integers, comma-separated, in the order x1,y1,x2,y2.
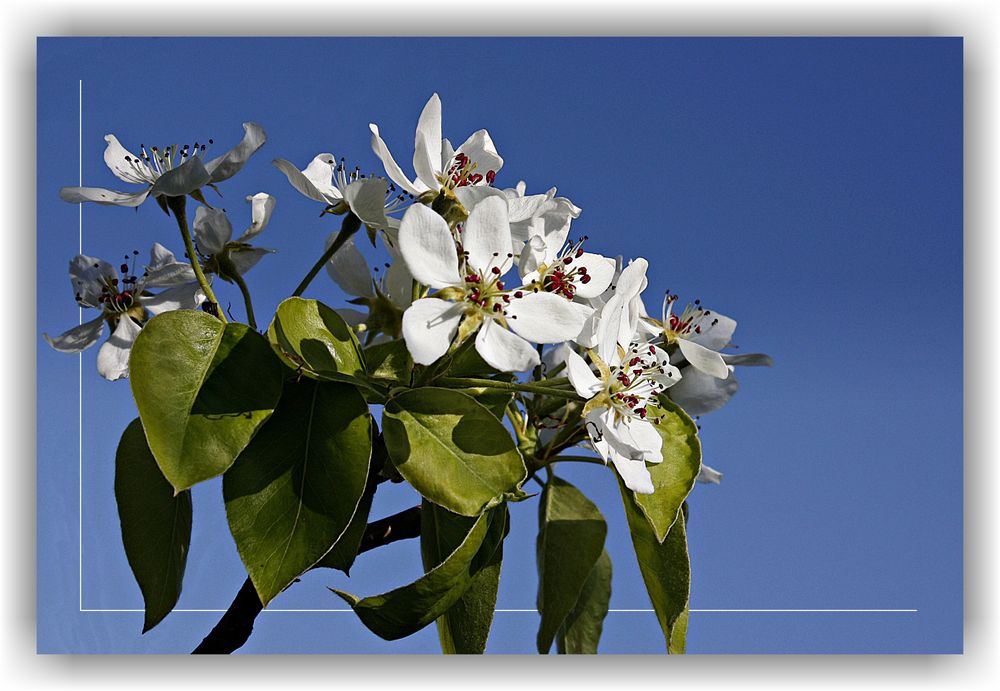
519,234,616,302
398,198,591,372
44,244,206,380
575,257,650,351
192,193,277,279
564,333,681,494
369,93,503,199
638,294,738,380
272,156,405,238
59,123,266,208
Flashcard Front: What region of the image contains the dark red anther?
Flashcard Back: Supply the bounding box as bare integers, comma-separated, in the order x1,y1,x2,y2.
575,248,584,258
562,256,573,264
491,267,501,275
514,291,523,298
695,326,702,333
636,407,647,418
629,357,641,367
580,274,591,284
120,263,129,273
496,281,504,290
492,303,502,312
467,173,483,185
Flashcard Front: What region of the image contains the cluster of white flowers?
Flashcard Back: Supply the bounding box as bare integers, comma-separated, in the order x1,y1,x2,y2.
50,94,769,494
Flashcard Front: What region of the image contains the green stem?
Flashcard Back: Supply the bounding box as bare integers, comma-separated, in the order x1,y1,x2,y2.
538,454,605,466
166,195,226,323
231,271,257,330
292,213,361,298
436,377,580,399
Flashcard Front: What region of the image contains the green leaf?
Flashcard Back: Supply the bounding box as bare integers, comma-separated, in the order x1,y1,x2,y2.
633,395,702,542
620,480,690,653
536,476,607,654
267,297,366,383
129,310,283,492
332,504,506,640
668,607,689,654
382,388,527,517
364,339,413,385
421,501,507,653
556,549,612,654
224,378,372,605
314,429,387,574
114,419,192,633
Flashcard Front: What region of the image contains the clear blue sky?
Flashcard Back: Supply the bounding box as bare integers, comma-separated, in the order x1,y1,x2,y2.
36,37,962,653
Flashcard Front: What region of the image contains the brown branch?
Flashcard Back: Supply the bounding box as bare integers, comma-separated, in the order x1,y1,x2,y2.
190,505,422,654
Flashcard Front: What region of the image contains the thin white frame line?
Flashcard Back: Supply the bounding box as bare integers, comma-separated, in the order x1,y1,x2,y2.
77,78,84,614
80,608,919,614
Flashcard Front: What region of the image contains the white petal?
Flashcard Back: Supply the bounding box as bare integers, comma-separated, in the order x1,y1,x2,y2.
595,293,626,363
574,310,600,349
401,298,463,365
238,192,276,242
96,316,141,381
475,319,539,372
541,342,570,375
142,243,196,288
454,185,506,212
149,156,211,198
228,247,275,275
455,129,503,181
192,206,232,255
506,291,592,344
723,352,774,367
462,196,512,274
142,282,206,315
69,254,116,306
59,186,150,207
572,252,616,299
397,204,461,289
343,178,391,231
383,255,414,308
102,135,155,184
689,311,737,351
506,191,554,223
669,366,739,417
44,315,106,353
370,123,426,197
615,258,649,299
272,155,338,204
697,464,724,484
564,347,603,398
611,454,655,494
326,235,374,298
677,337,730,379
204,122,266,183
623,418,663,463
412,94,442,190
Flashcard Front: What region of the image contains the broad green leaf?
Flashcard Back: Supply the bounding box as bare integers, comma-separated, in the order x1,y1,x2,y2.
669,607,689,654
382,388,527,517
536,476,607,654
332,505,506,640
314,429,388,574
267,297,365,383
114,419,192,633
633,395,702,542
224,379,372,605
129,310,283,492
364,339,413,385
620,480,690,652
557,549,612,654
421,501,508,653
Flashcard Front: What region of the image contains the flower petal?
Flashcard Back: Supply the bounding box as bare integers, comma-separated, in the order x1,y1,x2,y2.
238,192,276,242
272,155,339,204
192,206,233,255
142,282,206,315
611,454,655,494
455,129,503,181
96,316,141,381
463,196,512,274
475,319,540,372
615,258,648,299
343,178,391,231
398,204,461,289
103,135,155,185
370,123,426,197
44,315,106,353
564,347,603,398
697,464,723,484
677,337,730,379
401,298,463,365
228,247,275,275
668,365,739,417
572,252,616,299
690,311,737,351
69,254,117,306
412,94,442,190
149,156,211,198
723,352,774,367
454,185,506,212
142,243,196,288
326,235,374,298
204,122,266,183
59,186,150,207
506,291,592,344
622,418,663,463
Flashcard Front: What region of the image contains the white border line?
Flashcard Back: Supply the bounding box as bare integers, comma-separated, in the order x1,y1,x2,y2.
70,76,918,622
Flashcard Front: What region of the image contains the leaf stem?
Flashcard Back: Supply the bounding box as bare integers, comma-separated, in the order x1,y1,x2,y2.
292,212,361,297
231,271,257,330
436,377,580,400
166,195,226,323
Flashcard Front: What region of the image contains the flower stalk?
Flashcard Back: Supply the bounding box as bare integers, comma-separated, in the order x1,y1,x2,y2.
166,195,227,323
292,212,361,297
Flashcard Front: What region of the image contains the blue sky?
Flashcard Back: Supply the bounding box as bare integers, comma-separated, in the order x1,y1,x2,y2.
36,37,962,653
